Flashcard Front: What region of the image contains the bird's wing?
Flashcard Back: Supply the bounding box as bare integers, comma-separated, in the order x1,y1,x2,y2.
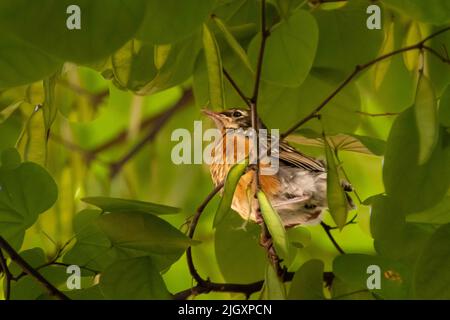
279,142,325,172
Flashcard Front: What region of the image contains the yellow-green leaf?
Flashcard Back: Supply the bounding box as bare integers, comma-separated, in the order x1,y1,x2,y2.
414,74,438,164
257,190,290,260
374,21,395,90
212,16,252,71
260,263,286,300
202,24,224,110
403,22,422,71
154,44,171,70
213,160,248,227
324,136,348,230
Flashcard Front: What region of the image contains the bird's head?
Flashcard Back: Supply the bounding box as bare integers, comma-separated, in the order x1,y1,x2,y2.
202,108,252,131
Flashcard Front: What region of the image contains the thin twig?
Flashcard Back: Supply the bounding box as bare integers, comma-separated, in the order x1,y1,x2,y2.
223,68,251,107
0,237,69,300
356,111,399,117
320,222,345,254
186,182,224,286
281,26,450,138
0,249,12,300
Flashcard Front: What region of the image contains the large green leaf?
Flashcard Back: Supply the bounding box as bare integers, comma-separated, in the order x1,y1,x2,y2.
97,211,195,255
137,0,215,44
439,85,450,128
413,223,450,299
0,32,61,89
312,1,384,73
288,259,325,300
215,212,266,283
382,0,450,25
407,197,450,225
82,196,180,215
257,190,289,261
99,257,171,300
260,263,286,300
324,137,348,230
0,148,57,248
0,0,146,64
248,9,318,87
383,107,450,213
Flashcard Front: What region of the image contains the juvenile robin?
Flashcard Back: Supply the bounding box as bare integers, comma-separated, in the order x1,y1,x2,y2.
203,108,354,228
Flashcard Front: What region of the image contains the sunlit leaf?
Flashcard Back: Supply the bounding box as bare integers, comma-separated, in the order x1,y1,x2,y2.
403,22,422,71
374,22,395,90
202,24,225,110
214,161,248,227
324,136,348,230
257,190,289,260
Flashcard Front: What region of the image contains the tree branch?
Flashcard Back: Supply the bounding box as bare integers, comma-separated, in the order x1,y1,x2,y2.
223,68,251,107
281,26,450,138
320,222,345,254
0,237,70,300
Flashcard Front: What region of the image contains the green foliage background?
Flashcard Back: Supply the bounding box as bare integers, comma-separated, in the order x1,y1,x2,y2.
0,0,449,300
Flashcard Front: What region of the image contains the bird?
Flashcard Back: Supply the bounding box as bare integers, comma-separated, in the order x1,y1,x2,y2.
202,108,354,228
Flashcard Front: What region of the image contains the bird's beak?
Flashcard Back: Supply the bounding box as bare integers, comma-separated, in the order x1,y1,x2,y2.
202,109,224,129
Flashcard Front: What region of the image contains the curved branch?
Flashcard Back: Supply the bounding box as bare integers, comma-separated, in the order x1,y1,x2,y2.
281,26,450,138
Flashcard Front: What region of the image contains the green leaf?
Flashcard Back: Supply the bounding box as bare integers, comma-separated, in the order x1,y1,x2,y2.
257,190,289,260
414,75,439,164
383,107,450,213
65,285,105,300
110,40,158,93
0,0,146,64
260,263,286,300
407,197,450,225
0,147,21,170
202,24,225,110
439,85,450,128
137,0,215,45
275,0,303,19
212,16,252,71
215,212,266,283
288,259,325,300
0,32,61,89
0,151,57,249
324,136,348,230
82,196,180,215
99,257,171,300
248,9,318,87
382,0,450,25
333,254,410,299
42,73,58,134
312,1,384,73
214,161,248,227
413,223,450,299
63,210,184,272
97,211,194,255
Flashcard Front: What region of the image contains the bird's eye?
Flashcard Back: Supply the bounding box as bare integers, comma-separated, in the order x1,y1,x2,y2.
232,111,243,118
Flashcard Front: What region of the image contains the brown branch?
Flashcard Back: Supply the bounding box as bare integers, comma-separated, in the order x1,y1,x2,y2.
320,222,345,254
0,236,70,300
109,90,193,178
0,249,12,300
281,26,450,138
223,68,251,107
186,182,224,285
423,45,450,65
